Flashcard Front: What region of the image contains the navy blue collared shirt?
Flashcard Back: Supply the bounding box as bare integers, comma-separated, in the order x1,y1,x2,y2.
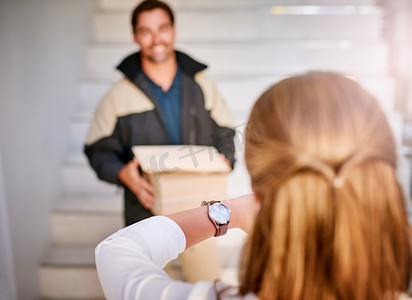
143,67,182,145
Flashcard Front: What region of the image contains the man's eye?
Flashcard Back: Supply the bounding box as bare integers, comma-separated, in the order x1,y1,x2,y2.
139,30,151,36
159,25,172,32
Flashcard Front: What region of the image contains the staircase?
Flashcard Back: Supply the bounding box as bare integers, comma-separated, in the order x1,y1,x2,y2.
39,0,410,298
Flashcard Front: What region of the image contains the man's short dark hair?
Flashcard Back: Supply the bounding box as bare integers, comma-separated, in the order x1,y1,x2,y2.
131,0,175,32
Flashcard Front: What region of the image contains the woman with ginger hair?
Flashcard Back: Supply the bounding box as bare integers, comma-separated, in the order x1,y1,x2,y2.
95,71,412,300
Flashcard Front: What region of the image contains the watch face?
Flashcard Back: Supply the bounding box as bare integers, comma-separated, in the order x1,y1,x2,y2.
209,203,230,224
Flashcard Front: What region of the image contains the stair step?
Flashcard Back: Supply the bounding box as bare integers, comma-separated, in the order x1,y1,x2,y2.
40,267,104,299
86,41,388,78
61,154,119,196
42,245,96,267
40,245,104,298
52,212,122,245
93,8,382,43
40,265,105,299
55,195,122,213
52,196,123,245
97,0,379,11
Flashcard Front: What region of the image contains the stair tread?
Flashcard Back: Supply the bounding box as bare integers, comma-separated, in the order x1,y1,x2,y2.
54,196,122,214
42,245,96,267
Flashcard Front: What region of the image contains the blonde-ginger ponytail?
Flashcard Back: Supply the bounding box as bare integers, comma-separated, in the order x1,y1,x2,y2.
239,72,412,300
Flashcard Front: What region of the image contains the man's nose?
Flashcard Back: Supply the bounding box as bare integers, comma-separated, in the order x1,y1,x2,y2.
152,32,161,44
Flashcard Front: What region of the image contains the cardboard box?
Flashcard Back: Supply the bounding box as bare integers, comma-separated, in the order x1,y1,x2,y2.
132,145,230,214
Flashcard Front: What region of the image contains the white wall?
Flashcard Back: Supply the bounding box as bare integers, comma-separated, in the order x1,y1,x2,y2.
0,151,17,300
0,0,93,298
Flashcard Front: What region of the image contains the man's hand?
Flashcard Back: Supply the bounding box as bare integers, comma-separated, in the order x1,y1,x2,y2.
219,153,232,172
118,157,154,209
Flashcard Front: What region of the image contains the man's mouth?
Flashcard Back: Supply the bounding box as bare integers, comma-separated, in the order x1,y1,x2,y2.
151,45,166,53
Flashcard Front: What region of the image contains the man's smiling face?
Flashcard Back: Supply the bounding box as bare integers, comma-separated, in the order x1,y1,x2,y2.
133,8,176,64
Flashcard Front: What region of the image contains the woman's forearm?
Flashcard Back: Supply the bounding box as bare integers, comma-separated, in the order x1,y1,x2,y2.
167,194,258,249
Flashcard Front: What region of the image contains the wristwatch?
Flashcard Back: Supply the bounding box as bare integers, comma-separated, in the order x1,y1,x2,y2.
201,200,231,237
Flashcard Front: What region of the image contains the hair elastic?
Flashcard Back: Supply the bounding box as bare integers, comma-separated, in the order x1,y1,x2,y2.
333,177,344,188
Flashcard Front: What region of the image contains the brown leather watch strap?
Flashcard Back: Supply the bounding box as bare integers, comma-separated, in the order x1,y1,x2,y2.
215,222,229,237
201,200,220,206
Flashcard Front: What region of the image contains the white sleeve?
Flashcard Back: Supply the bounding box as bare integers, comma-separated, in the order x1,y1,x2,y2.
95,216,201,300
